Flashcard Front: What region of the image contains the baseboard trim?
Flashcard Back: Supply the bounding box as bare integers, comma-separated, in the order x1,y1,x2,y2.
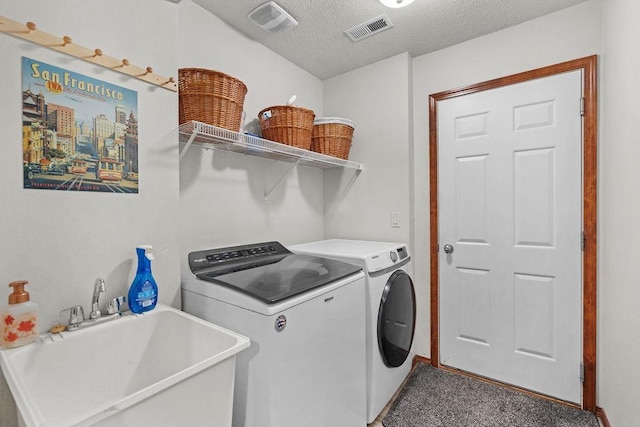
412,354,430,367
596,406,611,427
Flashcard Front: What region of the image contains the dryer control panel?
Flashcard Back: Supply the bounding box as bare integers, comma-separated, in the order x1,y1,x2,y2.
364,245,409,273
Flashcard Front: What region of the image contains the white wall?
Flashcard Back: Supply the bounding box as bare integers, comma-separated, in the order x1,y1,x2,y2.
177,0,325,266
0,1,179,425
323,53,413,246
411,0,601,381
600,0,640,425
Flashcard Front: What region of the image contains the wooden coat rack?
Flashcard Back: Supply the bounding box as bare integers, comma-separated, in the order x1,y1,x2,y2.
0,14,177,92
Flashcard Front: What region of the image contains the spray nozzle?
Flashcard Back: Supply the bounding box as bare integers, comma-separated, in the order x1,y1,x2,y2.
137,245,155,261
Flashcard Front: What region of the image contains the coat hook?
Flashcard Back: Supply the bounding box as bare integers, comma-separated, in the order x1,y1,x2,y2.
119,58,130,68
93,48,103,58
164,77,175,85
61,36,72,47
142,66,153,76
26,22,36,33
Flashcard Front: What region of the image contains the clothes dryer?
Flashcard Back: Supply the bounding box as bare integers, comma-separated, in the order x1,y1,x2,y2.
289,239,416,423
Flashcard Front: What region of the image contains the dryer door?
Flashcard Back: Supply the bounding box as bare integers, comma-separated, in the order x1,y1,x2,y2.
377,270,416,367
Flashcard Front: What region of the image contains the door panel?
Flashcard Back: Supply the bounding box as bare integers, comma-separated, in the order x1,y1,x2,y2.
457,267,491,345
438,70,582,403
514,148,555,247
514,273,555,359
456,155,489,244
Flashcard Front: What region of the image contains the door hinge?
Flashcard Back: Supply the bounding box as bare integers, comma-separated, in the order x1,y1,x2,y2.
580,363,585,383
580,97,585,116
581,231,586,251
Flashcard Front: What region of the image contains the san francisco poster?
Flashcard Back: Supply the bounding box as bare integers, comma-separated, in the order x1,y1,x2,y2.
22,56,139,193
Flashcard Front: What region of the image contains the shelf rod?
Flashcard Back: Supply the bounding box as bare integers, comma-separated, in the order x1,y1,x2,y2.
179,131,198,162
0,15,177,92
265,159,302,202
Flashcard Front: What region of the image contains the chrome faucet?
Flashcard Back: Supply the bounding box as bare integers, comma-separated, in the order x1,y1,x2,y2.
90,278,106,319
59,278,127,332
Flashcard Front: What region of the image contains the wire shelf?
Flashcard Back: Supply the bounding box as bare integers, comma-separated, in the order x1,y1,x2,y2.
178,121,364,171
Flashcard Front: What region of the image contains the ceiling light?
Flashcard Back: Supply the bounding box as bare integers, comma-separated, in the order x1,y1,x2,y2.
379,0,415,8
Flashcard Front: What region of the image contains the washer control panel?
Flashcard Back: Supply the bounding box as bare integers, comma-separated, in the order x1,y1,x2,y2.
204,244,278,263
188,241,288,275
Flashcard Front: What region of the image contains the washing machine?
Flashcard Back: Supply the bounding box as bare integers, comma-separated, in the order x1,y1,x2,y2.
289,239,416,423
181,241,367,427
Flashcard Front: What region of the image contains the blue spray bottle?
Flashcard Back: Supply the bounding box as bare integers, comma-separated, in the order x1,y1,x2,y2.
128,245,158,313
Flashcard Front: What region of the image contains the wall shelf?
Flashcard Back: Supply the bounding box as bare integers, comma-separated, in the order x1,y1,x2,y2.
178,121,365,171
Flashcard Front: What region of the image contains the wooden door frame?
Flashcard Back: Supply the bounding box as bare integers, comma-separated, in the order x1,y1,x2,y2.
429,55,598,411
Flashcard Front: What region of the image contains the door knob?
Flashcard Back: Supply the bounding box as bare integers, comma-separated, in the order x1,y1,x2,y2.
443,244,454,254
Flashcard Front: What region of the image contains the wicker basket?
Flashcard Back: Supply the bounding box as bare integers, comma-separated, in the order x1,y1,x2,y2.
258,106,315,150
178,68,248,132
311,118,355,160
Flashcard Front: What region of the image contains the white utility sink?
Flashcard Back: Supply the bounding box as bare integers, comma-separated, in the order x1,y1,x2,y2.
0,304,250,427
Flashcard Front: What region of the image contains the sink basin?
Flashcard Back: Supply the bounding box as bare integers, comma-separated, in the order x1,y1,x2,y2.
0,304,250,427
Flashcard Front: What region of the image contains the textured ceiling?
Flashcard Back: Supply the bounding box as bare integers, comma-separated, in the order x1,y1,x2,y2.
192,0,589,80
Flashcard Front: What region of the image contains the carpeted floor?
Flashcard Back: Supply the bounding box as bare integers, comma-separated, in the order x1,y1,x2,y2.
383,363,599,427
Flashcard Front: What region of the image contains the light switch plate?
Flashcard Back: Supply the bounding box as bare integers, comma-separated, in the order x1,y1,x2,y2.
391,212,400,228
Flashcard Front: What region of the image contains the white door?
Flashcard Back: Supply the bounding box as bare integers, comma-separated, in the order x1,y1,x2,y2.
438,70,583,403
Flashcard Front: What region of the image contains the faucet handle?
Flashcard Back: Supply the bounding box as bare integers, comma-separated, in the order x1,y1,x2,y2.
60,305,85,329
106,296,127,315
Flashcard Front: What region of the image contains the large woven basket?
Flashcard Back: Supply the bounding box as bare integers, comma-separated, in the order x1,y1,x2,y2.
311,118,355,160
258,106,315,150
178,68,248,132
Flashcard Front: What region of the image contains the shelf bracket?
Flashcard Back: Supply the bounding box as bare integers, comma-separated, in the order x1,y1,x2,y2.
179,131,198,162
265,159,302,202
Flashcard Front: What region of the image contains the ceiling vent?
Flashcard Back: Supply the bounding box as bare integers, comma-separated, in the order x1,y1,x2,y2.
248,1,298,35
344,14,393,42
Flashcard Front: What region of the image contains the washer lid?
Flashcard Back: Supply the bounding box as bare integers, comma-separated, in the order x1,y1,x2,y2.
189,242,362,304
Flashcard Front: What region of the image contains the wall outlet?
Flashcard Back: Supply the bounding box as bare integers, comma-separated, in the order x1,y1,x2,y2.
391,212,400,228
